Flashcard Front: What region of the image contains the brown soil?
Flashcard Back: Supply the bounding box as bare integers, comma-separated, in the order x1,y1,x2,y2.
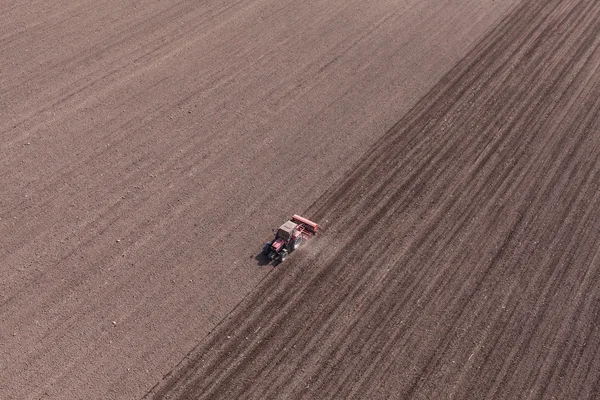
3,0,599,399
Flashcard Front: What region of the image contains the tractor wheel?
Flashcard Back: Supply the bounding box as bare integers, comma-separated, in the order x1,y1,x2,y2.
279,249,288,262
263,242,272,256
292,235,303,250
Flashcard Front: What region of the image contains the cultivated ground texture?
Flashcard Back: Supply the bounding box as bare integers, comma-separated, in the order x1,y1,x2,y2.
1,0,599,399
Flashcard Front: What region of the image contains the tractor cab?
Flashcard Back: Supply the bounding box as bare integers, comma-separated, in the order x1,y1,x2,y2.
276,220,298,242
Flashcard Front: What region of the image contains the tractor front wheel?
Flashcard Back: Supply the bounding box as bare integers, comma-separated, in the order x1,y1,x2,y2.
263,242,272,256
279,249,289,262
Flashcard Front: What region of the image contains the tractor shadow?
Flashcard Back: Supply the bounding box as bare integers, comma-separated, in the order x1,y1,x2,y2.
254,252,274,266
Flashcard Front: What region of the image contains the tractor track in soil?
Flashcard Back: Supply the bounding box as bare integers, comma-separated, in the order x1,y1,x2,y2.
2,0,600,399
150,0,600,398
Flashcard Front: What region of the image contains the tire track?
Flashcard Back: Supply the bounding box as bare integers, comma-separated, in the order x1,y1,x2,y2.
150,0,600,398
0,0,535,398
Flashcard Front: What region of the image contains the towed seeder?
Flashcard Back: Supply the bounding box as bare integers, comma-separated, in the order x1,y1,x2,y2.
263,215,319,263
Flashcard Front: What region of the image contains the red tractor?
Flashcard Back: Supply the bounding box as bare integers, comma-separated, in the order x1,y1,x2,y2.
263,215,319,263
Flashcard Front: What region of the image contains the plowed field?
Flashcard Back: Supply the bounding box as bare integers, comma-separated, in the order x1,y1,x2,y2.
2,0,599,399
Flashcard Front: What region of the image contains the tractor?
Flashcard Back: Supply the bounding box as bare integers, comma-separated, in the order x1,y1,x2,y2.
263,215,319,263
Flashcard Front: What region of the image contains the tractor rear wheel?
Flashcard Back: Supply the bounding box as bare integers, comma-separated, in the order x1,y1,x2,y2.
292,235,303,250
